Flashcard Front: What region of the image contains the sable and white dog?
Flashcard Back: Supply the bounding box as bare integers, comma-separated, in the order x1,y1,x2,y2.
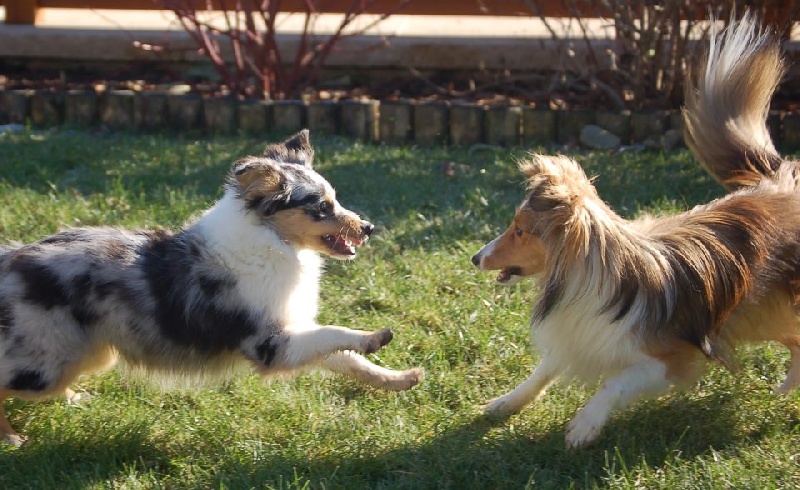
0,130,422,447
472,15,800,448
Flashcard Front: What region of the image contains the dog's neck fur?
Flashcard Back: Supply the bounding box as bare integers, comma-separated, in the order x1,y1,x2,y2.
528,172,676,378
532,161,792,370
189,191,322,325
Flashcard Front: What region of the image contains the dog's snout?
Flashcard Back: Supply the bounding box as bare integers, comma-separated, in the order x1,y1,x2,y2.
471,253,481,267
362,222,375,237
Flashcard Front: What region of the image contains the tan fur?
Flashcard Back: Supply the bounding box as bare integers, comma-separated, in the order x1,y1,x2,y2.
683,12,785,190
645,341,706,389
235,161,282,200
477,215,547,276
270,207,367,256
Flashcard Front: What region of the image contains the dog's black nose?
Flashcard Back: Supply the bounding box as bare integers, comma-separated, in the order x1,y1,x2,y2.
471,253,480,267
362,222,375,237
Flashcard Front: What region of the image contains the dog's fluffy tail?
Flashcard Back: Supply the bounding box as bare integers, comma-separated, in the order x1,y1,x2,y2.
683,13,785,190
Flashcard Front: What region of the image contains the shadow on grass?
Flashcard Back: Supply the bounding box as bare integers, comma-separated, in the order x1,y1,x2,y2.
0,417,166,489
208,390,765,489
0,130,262,200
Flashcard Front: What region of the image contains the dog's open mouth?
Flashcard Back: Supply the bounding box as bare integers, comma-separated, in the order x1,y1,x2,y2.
321,234,365,256
496,266,523,284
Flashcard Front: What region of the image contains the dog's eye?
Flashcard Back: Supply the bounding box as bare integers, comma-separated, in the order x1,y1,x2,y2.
310,201,332,221
515,227,524,237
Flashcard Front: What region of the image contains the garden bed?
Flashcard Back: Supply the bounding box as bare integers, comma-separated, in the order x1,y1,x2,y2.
3,86,800,152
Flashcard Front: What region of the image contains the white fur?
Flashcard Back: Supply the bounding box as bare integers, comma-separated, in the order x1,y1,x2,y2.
194,192,322,326
565,358,670,449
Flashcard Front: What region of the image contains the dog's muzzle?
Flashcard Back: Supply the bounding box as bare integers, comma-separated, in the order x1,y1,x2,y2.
470,252,481,267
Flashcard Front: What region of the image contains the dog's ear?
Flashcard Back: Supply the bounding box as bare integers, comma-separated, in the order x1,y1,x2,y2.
262,129,314,168
521,155,590,212
231,158,282,200
283,129,312,153
525,177,571,212
521,160,572,212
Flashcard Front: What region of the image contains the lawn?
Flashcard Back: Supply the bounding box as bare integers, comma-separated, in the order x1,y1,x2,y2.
0,129,799,489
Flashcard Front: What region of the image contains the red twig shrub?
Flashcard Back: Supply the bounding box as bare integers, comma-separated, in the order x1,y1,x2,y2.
153,0,411,99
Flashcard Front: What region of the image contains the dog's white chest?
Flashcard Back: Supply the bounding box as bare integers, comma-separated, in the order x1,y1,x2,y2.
231,251,321,326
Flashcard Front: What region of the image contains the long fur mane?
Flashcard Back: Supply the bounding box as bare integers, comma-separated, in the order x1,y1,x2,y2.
520,155,800,371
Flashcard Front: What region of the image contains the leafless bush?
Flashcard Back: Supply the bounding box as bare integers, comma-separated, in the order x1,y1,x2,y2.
526,0,800,110
151,0,410,100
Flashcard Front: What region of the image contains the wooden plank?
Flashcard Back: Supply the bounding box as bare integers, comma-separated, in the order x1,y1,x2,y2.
6,0,776,25
5,0,41,25
33,0,597,17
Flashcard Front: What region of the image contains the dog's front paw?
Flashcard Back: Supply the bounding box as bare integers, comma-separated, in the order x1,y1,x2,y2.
65,388,92,406
482,395,518,420
377,366,425,391
363,328,393,354
565,409,605,449
400,367,425,389
2,433,28,448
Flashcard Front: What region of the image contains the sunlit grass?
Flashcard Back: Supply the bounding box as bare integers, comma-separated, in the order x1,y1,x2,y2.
0,129,797,489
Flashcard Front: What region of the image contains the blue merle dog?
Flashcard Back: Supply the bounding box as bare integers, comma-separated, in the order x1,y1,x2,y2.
0,130,422,446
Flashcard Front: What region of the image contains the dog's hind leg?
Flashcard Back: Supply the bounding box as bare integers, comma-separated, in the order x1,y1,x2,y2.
484,358,558,418
565,357,671,449
776,336,800,394
320,351,423,391
0,393,26,447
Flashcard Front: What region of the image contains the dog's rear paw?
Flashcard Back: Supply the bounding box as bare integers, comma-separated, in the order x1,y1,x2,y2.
363,328,393,354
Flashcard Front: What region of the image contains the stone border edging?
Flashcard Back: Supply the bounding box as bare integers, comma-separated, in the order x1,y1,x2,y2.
1,89,798,150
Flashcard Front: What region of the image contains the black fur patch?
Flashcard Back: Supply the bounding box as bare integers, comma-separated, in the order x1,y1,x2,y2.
535,279,564,321
70,272,99,326
255,336,279,365
140,233,260,354
8,369,47,391
0,297,14,332
93,279,122,300
12,256,70,309
246,190,321,217
197,274,232,297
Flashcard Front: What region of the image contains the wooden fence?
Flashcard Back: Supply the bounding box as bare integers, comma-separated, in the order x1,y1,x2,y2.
4,0,601,25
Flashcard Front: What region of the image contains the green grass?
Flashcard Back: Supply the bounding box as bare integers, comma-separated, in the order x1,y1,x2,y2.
0,129,799,489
